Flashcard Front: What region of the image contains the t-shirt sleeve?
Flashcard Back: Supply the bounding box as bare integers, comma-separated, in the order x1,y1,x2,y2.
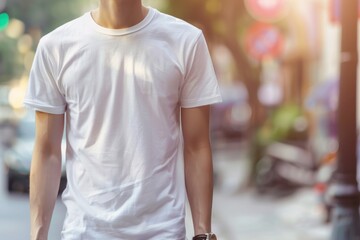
179,32,222,108
23,39,66,114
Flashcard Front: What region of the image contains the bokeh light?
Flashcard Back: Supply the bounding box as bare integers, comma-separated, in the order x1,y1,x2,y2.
5,18,25,38
17,34,33,54
8,76,27,109
23,51,35,71
0,12,9,31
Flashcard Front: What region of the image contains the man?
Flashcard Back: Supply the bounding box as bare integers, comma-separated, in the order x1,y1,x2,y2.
24,0,221,239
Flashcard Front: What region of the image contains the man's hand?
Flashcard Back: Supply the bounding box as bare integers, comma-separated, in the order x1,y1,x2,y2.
181,105,213,235
30,111,64,240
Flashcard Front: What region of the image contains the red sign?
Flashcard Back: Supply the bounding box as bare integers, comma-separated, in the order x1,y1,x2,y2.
244,23,284,61
245,0,289,22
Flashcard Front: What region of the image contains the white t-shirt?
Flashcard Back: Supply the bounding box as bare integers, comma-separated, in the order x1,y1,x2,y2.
24,7,222,240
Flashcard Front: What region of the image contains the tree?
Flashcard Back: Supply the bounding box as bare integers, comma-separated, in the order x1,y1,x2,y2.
6,0,89,33
0,0,89,84
165,0,263,129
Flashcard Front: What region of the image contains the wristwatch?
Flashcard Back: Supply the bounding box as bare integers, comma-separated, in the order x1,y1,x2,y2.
192,233,217,240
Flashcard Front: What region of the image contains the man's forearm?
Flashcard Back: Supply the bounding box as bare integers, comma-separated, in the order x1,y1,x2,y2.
30,149,62,240
184,144,213,235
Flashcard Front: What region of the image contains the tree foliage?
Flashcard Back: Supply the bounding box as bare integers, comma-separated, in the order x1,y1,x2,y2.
0,36,23,83
165,0,262,128
166,0,259,80
6,0,89,33
0,0,89,84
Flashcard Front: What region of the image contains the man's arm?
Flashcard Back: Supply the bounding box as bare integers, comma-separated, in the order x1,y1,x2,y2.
30,111,64,240
181,105,213,235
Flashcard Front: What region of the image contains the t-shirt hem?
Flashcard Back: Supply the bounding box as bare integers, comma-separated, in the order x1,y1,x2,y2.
180,95,222,108
23,99,66,114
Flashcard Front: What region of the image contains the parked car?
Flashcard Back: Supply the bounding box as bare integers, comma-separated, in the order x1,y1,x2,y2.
2,111,67,194
211,83,251,139
0,118,17,149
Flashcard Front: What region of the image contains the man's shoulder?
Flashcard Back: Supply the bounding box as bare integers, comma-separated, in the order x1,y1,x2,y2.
39,14,86,49
152,9,202,39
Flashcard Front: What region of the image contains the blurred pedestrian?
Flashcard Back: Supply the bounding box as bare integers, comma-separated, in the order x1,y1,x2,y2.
24,1,221,239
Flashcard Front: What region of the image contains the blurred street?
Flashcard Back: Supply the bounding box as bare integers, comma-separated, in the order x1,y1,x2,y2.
0,145,65,239
186,139,332,240
0,138,332,240
1,0,359,239
209,189,331,240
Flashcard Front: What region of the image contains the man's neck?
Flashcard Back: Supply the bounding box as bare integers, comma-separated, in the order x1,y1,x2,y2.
92,0,148,29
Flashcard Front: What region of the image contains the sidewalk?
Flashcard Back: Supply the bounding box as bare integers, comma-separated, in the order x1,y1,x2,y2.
186,188,331,240
184,139,332,240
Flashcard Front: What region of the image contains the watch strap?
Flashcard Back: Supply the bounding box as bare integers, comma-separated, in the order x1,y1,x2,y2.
192,234,208,240
192,233,217,240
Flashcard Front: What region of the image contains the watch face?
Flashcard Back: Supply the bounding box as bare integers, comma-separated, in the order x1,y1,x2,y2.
209,233,217,240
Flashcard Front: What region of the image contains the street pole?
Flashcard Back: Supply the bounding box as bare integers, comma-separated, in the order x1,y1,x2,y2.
331,0,360,239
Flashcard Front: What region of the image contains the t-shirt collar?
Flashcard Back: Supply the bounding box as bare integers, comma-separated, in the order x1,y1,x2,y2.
86,7,156,36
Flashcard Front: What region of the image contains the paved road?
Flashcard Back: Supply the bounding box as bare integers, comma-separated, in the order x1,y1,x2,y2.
0,193,65,239
187,139,332,240
210,189,331,240
0,148,66,239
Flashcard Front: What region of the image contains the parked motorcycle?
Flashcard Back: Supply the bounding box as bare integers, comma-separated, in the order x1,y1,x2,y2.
255,139,317,197
254,104,316,197
314,151,336,223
